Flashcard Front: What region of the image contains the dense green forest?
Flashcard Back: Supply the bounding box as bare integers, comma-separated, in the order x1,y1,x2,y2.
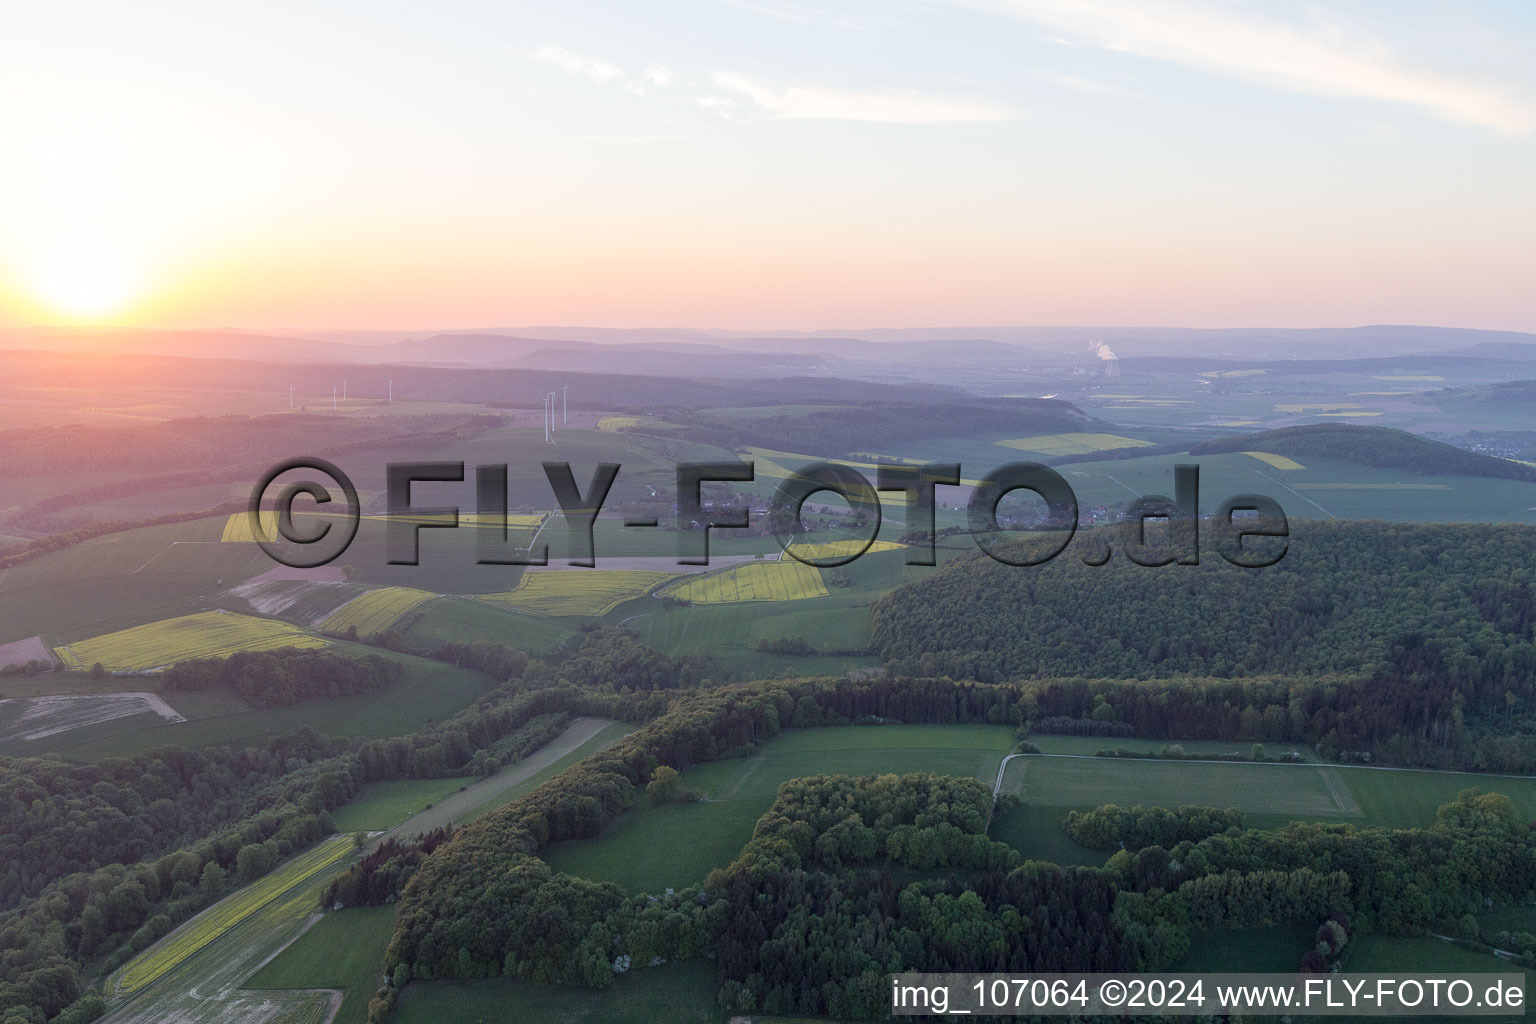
0,680,643,1023
383,674,1536,1021
1060,804,1244,851
873,519,1536,767
1189,422,1536,481
11,651,1536,1024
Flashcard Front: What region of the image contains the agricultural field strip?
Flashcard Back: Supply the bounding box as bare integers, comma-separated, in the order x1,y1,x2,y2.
55,612,330,672
1012,752,1536,786
1240,451,1305,470
100,722,625,1024
0,634,54,668
519,554,762,574
744,446,990,487
220,511,544,543
705,745,1005,804
996,433,1153,456
0,692,184,744
1318,767,1362,814
114,835,354,993
1242,463,1336,518
660,559,827,604
477,572,674,617
319,587,437,634
100,864,343,1024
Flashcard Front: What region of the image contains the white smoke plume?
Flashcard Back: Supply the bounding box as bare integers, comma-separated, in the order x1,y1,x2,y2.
1089,341,1118,361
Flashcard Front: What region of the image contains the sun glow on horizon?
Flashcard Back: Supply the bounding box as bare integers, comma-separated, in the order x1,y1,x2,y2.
27,242,141,322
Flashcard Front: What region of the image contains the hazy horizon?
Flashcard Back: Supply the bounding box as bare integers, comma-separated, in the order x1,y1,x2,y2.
4,1,1535,332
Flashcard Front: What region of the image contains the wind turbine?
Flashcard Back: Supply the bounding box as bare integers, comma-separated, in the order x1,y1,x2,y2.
561,384,568,424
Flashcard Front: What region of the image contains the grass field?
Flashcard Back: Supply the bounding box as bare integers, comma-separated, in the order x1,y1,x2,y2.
1023,735,1319,760
661,559,827,604
1004,757,1359,817
55,611,329,671
246,906,395,1024
993,754,1536,864
403,595,577,650
116,835,354,992
995,432,1153,456
395,960,725,1024
1055,451,1536,524
61,651,494,758
630,592,880,678
220,510,546,544
1180,925,1313,971
0,517,275,647
1241,450,1305,470
1334,935,1529,1023
742,446,989,488
319,587,436,635
480,571,674,617
329,777,473,831
542,724,1013,894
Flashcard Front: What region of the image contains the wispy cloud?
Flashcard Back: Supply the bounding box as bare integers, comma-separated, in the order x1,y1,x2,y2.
709,72,1018,123
719,0,826,25
955,0,1534,134
1037,71,1127,96
644,66,675,88
533,45,623,85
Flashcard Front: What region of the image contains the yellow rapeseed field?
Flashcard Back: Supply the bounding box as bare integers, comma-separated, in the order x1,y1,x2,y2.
783,539,905,560
55,612,329,671
1240,451,1306,471
480,571,675,616
116,835,353,992
320,587,436,635
663,560,828,604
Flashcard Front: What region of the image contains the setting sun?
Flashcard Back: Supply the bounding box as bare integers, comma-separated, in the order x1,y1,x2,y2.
29,243,139,322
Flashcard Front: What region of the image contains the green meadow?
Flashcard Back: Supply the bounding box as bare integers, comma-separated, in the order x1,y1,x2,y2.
541,723,1014,894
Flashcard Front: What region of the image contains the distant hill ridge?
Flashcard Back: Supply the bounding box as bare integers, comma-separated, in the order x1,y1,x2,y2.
1190,423,1536,482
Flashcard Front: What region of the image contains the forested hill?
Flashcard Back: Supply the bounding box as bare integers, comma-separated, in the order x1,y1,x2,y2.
871,519,1536,686
662,397,1099,458
1188,423,1536,482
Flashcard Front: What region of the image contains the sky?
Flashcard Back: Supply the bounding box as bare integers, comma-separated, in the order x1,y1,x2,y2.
1,0,1534,332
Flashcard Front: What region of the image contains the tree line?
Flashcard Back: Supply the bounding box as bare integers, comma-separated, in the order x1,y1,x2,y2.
161,650,402,707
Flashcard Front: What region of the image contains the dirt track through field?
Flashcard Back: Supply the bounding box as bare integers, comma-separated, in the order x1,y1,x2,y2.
96,717,624,1024
369,716,623,845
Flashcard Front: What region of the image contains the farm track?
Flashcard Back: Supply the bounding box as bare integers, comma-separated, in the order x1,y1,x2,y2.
367,716,622,844
98,719,621,1024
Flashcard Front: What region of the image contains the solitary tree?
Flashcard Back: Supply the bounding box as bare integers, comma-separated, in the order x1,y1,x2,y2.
648,766,682,805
